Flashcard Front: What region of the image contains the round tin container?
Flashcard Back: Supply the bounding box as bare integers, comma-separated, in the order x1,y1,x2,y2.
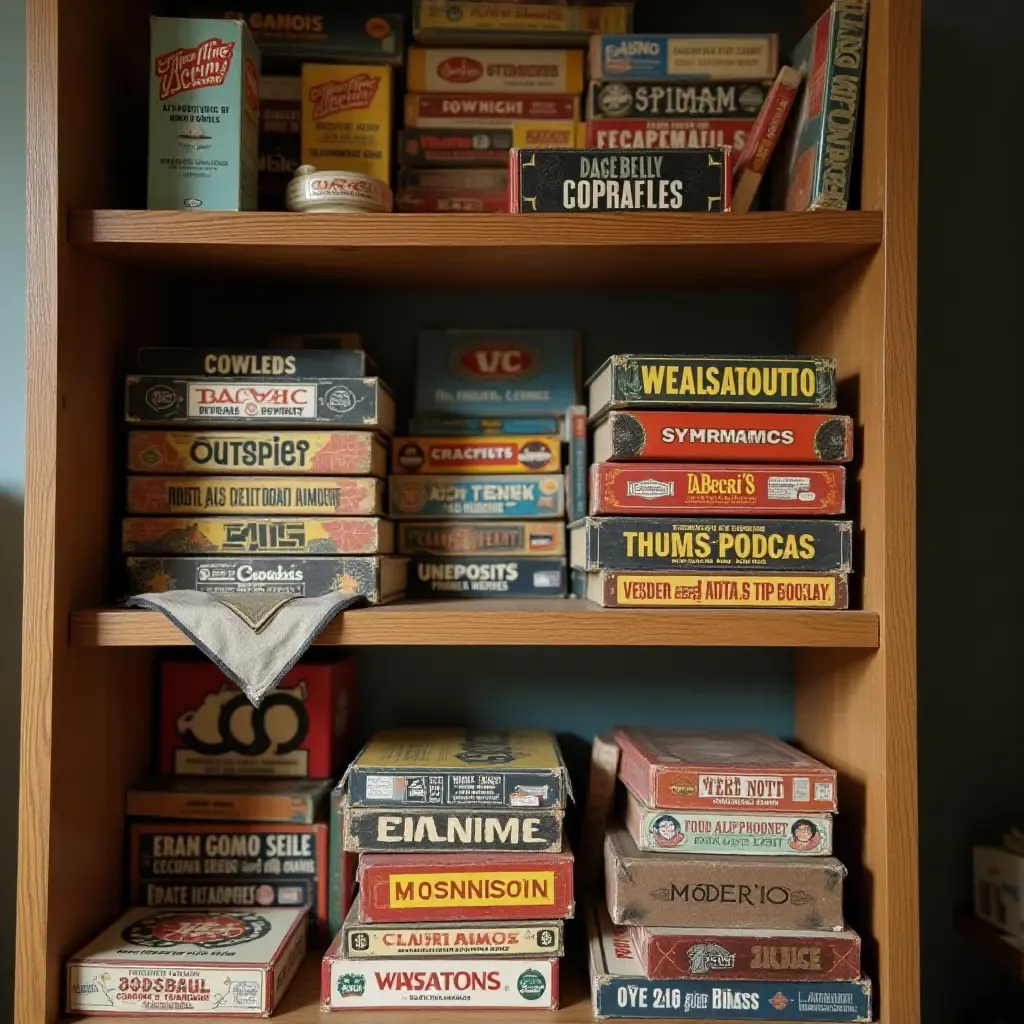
285,165,393,214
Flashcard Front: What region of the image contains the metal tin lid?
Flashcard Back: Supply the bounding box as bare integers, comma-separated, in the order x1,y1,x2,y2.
286,165,394,214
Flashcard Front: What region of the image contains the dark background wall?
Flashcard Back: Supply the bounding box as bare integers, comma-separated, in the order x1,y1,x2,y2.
917,1,1024,1022
1,0,1022,1022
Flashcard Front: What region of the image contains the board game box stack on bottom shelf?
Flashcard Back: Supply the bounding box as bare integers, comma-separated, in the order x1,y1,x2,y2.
390,329,579,599
322,728,574,1010
571,354,855,610
590,727,872,1021
123,340,407,603
65,656,359,1016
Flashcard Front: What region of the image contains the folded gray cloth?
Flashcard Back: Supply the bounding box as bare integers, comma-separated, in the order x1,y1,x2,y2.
126,591,359,706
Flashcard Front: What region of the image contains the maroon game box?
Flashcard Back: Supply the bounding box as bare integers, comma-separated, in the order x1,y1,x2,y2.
396,191,509,213
584,118,754,153
630,922,862,980
357,849,575,924
613,728,838,813
593,410,854,464
589,463,846,515
400,128,512,167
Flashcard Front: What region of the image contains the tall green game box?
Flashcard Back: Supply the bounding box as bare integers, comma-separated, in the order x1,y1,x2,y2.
148,17,261,211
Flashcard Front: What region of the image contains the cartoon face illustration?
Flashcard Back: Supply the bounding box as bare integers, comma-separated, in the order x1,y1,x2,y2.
789,819,821,851
650,814,684,848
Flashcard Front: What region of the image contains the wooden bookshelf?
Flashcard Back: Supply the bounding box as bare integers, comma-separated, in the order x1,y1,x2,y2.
70,604,881,648
18,0,921,1023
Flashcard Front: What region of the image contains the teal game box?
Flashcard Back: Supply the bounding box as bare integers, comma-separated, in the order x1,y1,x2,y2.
148,17,261,211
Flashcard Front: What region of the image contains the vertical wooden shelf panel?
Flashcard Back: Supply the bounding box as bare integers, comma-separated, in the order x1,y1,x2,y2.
794,0,921,1022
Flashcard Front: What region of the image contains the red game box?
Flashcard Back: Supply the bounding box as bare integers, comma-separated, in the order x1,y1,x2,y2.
160,659,355,778
589,463,846,515
358,849,575,924
593,411,854,464
613,728,838,813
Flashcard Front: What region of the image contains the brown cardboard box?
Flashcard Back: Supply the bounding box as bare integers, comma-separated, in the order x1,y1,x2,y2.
604,826,845,931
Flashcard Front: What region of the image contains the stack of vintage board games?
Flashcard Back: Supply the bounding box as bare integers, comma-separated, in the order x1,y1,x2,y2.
396,0,626,212
64,657,357,1017
389,329,578,599
123,343,408,603
322,729,574,1011
570,354,854,610
593,727,872,1021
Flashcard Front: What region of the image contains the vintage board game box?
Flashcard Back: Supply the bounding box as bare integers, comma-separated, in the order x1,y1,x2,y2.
358,848,576,923
587,80,770,120
510,149,731,213
588,34,779,82
974,845,1024,937
123,516,393,556
604,828,844,931
405,94,580,128
414,0,630,46
328,785,358,937
781,1,868,212
66,907,307,1016
148,18,260,212
569,517,853,574
340,903,564,958
126,376,396,431
409,555,568,598
399,167,509,192
733,66,802,213
389,474,565,520
128,430,388,476
323,939,560,1009
137,346,378,378
400,128,514,167
593,411,855,464
129,823,328,935
126,555,408,602
408,413,560,436
416,328,581,417
128,475,385,516
588,463,845,516
344,728,571,809
630,920,861,982
588,904,870,1020
344,806,564,853
588,355,837,416
300,63,393,181
585,119,754,154
159,659,353,778
396,190,508,213
201,7,403,65
580,570,849,610
624,792,833,857
393,435,562,475
614,728,838,813
566,404,588,524
398,521,565,557
408,46,584,94
126,777,332,824
258,76,301,210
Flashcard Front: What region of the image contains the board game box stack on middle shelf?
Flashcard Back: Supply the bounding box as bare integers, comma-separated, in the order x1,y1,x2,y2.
123,339,408,603
571,354,855,610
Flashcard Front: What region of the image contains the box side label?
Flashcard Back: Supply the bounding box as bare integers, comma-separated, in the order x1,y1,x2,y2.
344,921,562,958
347,769,566,809
393,435,562,474
408,556,567,598
586,118,754,153
390,475,565,520
346,809,563,852
608,573,847,609
409,46,583,93
590,34,778,82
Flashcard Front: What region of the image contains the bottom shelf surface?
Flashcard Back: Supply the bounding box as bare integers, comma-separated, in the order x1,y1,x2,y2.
63,952,867,1023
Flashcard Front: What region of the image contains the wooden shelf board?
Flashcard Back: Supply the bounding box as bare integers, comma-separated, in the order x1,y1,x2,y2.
68,211,883,288
70,602,879,648
62,951,853,1023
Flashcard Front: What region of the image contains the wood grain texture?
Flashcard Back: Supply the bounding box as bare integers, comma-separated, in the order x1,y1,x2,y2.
67,210,883,288
795,2,921,1024
70,604,881,649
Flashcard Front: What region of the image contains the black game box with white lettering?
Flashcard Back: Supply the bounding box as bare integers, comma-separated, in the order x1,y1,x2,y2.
509,148,732,213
